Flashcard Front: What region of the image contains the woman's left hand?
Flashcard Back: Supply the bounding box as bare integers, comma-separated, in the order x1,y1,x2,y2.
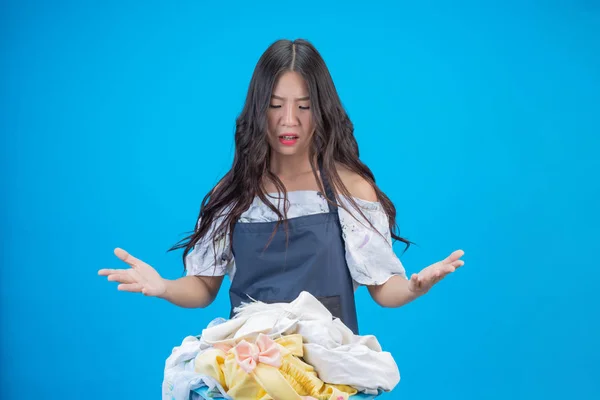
408,249,465,294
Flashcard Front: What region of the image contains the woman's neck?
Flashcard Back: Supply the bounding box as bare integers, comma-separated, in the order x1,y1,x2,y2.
269,151,315,179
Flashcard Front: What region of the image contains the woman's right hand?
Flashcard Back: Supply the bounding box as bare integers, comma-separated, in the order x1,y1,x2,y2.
98,248,167,297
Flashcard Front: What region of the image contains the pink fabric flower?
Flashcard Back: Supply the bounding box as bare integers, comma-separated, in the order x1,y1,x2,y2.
234,333,282,373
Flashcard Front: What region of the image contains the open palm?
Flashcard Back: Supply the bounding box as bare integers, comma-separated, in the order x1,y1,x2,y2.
408,249,465,294
98,248,167,297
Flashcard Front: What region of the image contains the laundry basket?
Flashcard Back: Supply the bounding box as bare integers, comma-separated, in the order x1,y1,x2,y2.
192,386,381,399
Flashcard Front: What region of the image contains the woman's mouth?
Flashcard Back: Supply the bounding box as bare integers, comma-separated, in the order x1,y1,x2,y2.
278,134,299,146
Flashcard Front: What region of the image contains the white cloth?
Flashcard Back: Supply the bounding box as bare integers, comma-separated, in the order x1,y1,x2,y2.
185,191,406,287
162,319,232,400
198,291,401,394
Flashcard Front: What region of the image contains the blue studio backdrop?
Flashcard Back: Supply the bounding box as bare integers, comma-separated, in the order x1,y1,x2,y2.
2,1,599,399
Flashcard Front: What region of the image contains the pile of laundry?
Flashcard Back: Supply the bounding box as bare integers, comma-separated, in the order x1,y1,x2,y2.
162,291,400,400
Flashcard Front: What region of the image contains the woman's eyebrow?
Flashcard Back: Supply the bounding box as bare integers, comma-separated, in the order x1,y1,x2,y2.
271,94,310,101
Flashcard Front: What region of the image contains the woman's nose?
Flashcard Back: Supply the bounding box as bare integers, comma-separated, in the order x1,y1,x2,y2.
283,104,299,126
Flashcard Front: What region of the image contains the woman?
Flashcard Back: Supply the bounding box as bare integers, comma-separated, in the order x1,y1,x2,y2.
98,38,465,335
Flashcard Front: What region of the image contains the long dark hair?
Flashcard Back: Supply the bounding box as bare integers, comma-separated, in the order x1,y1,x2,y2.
170,38,411,272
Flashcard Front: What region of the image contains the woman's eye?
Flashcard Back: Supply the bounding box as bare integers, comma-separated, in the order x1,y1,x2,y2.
269,104,310,109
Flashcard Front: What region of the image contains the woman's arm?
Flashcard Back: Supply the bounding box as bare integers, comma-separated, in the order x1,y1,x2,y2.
367,275,422,307
368,250,464,307
160,275,224,308
100,248,225,308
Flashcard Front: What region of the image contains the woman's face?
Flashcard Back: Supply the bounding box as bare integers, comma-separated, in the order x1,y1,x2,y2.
266,71,315,157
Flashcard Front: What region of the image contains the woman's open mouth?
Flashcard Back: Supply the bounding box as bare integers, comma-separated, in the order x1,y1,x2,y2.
278,134,299,146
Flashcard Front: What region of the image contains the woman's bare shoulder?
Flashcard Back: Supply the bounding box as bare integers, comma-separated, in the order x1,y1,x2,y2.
334,162,378,202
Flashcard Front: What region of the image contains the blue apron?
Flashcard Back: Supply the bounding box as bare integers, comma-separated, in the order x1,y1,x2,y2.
228,165,360,334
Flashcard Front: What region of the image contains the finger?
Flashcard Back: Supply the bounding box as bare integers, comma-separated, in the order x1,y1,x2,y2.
444,260,463,273
98,269,114,276
107,273,136,284
98,268,128,276
444,249,465,263
118,283,143,292
114,247,142,269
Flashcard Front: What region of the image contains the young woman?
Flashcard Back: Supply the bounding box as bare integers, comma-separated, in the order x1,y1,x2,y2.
99,38,465,336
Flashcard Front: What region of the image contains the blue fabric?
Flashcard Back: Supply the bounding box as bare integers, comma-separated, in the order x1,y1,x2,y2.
228,162,360,334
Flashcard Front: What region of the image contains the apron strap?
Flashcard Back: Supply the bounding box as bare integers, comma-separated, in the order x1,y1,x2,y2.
318,159,338,213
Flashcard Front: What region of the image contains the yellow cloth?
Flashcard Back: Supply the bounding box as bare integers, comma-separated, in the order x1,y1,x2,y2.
195,334,357,400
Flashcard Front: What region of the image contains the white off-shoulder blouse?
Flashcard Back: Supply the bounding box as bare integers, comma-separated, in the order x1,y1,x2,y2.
184,190,407,288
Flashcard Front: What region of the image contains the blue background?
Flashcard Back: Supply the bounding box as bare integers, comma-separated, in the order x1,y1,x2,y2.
2,1,599,399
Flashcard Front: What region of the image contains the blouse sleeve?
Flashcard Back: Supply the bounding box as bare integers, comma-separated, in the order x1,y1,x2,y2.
337,196,407,286
184,214,235,278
